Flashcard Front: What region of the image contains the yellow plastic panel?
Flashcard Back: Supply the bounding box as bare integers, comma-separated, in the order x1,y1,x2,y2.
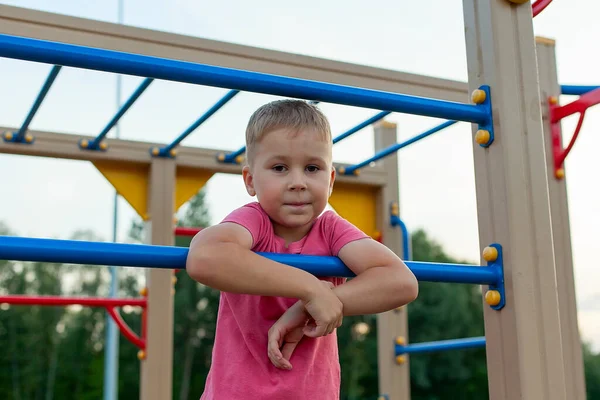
328,182,379,238
93,160,149,219
175,167,214,211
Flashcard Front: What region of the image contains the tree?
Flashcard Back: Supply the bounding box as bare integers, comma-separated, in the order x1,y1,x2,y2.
583,342,600,399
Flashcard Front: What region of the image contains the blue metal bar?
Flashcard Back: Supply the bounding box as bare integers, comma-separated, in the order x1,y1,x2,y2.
390,215,411,261
343,120,458,175
0,236,501,286
87,77,153,150
15,65,61,142
0,34,491,125
561,85,600,96
222,145,246,163
159,89,239,156
333,111,391,144
395,336,486,355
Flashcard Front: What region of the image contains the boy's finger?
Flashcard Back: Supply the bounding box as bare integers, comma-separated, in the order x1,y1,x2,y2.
281,342,298,362
268,334,293,370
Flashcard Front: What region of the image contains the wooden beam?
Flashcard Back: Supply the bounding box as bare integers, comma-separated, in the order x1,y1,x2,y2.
462,1,566,399
536,37,587,400
0,126,387,187
0,4,468,103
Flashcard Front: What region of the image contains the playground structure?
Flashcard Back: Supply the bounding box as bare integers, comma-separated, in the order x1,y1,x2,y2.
0,1,599,399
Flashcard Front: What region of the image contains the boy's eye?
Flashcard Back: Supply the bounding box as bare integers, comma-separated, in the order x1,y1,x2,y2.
272,165,286,172
306,165,320,172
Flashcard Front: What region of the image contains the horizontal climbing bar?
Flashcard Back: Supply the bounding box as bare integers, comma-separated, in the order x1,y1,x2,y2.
0,236,501,286
0,295,146,308
0,34,490,125
561,85,600,96
333,111,391,144
395,336,486,355
158,89,239,157
342,120,457,175
86,77,154,150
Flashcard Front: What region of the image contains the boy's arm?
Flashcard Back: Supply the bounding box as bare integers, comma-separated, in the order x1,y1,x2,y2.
186,223,342,335
333,238,418,316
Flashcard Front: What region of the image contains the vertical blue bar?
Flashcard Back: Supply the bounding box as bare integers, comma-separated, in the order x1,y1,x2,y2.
159,89,239,156
89,77,153,149
391,215,410,261
332,111,391,144
343,120,457,175
15,65,61,141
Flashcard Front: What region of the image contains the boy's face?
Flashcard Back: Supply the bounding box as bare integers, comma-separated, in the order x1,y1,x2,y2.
242,127,335,240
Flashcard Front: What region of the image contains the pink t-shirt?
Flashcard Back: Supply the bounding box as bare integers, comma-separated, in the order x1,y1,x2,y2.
200,202,369,400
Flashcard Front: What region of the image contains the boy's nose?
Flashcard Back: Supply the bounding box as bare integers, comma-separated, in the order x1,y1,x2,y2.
288,171,307,191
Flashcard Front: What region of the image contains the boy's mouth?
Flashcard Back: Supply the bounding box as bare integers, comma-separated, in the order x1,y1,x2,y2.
285,202,310,207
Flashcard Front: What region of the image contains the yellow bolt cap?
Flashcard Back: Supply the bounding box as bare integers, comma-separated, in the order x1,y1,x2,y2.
555,168,565,179
99,141,108,150
25,133,34,143
235,155,245,164
140,287,148,297
395,355,406,364
549,96,558,105
80,139,89,148
4,131,13,140
137,350,146,360
395,336,405,345
475,129,490,145
217,153,225,161
172,276,178,284
482,246,498,262
170,149,177,157
151,147,159,156
353,169,360,176
471,89,486,104
338,167,346,174
485,290,501,306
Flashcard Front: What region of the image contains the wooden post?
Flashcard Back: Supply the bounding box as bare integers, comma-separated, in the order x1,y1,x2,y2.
461,0,567,399
535,36,587,400
374,121,409,400
140,157,176,400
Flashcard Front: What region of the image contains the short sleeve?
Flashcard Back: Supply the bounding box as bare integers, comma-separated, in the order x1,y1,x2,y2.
220,202,270,250
323,211,370,255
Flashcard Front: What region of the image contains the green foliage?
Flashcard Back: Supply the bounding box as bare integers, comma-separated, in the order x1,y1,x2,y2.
583,342,600,399
2,191,600,400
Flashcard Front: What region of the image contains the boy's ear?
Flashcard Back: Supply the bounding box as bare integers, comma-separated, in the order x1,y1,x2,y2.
328,166,336,197
242,165,256,197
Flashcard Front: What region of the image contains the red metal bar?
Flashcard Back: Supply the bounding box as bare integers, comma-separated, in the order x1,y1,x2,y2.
532,0,553,17
0,295,147,349
106,306,145,350
548,87,600,178
174,227,202,236
0,295,146,308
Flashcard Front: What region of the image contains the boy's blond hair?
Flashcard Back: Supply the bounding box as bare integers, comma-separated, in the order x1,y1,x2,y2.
245,99,332,164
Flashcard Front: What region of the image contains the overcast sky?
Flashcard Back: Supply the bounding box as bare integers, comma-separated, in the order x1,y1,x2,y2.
1,0,599,351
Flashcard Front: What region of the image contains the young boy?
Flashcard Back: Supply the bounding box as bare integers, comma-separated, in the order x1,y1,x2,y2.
186,99,418,400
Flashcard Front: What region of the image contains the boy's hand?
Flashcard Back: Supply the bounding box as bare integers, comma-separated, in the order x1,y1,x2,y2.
267,300,308,370
268,281,341,370
302,280,343,337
